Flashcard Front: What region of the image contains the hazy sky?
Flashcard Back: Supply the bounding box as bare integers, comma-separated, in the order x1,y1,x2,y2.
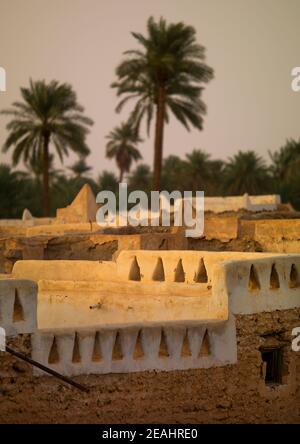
1,0,300,178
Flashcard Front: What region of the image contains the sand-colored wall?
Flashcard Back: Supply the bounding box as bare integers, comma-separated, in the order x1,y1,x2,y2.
249,194,281,206
25,222,100,236
12,259,115,282
237,219,257,239
0,231,187,274
203,213,238,240
36,280,219,330
201,194,280,213
254,219,300,252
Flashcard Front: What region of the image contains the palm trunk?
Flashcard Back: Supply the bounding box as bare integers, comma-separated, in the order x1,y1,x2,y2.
43,132,50,216
152,84,166,191
119,168,124,183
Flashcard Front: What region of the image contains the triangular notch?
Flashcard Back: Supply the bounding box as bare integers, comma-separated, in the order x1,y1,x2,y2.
174,259,185,282
289,264,300,288
112,332,123,360
270,264,280,290
199,330,210,357
248,264,260,291
159,330,169,357
194,258,208,283
72,333,81,363
129,256,141,281
152,257,165,281
92,332,102,362
48,337,59,364
181,330,192,357
13,289,24,322
133,330,144,359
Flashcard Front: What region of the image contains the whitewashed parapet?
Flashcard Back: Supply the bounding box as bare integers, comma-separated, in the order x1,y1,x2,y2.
11,251,277,285
0,279,37,336
192,194,280,213
31,315,237,376
224,254,300,314
12,260,115,282
115,250,277,285
37,279,227,330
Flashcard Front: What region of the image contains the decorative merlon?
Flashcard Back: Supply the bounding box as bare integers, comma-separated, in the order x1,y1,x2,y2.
0,279,37,336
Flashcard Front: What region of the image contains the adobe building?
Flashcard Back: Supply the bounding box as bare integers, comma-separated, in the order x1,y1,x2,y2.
0,250,300,423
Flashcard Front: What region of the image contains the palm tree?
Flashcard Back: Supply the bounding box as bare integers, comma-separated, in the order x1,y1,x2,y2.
161,155,185,192
68,158,92,178
184,149,212,191
98,171,119,193
224,151,271,195
269,139,300,208
112,16,214,190
184,149,225,195
269,139,300,183
0,164,23,218
206,159,225,195
128,163,152,193
25,152,62,184
1,79,93,215
106,122,142,182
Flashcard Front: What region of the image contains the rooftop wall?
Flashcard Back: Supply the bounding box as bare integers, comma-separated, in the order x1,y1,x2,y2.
203,213,238,240
33,251,300,376
254,219,300,252
32,315,236,376
11,250,277,284
199,194,280,213
36,279,222,330
3,250,300,378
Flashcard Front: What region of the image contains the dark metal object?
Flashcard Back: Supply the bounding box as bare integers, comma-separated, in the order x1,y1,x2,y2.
5,345,90,393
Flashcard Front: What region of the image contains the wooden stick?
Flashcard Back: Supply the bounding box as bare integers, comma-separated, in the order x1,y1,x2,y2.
5,345,90,393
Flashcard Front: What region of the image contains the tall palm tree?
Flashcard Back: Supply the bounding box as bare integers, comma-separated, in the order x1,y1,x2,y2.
1,79,93,215
106,122,142,182
224,151,271,195
112,16,214,190
25,152,62,184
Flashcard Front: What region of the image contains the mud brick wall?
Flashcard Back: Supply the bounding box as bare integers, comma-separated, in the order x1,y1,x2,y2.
203,213,238,241
0,235,120,273
254,219,300,253
0,308,299,424
0,232,188,274
237,219,257,240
